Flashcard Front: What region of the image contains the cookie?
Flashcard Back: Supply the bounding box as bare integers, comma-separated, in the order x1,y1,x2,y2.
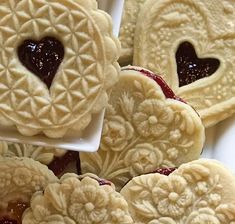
0,157,58,223
22,174,133,224
133,0,235,127
80,66,205,191
0,140,66,165
119,0,146,64
0,0,120,138
120,159,235,223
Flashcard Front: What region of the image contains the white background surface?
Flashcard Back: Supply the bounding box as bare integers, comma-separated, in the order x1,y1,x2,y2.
202,114,235,173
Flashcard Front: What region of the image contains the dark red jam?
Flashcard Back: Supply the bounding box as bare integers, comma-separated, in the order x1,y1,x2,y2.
17,36,64,88
176,42,220,87
152,167,176,176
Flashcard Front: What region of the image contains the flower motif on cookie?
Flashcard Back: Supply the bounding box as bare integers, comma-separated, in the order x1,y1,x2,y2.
22,174,133,224
80,66,205,190
134,0,235,127
0,0,120,138
120,159,235,223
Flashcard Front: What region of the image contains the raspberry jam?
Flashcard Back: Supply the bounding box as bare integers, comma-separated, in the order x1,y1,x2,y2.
18,36,64,88
176,42,220,87
0,201,29,224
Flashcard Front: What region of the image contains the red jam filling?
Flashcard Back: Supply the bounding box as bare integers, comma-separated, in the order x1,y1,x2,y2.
0,201,29,224
152,167,176,176
123,67,185,103
17,36,64,88
176,42,220,87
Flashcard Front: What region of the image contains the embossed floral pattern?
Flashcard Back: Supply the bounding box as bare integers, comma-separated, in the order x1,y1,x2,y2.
23,175,133,224
152,175,193,217
124,143,163,176
0,157,57,210
185,208,220,224
133,99,174,137
0,141,66,165
100,115,134,152
80,68,204,190
120,160,235,223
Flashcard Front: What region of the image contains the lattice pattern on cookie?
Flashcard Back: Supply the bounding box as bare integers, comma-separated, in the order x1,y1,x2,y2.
0,0,120,137
133,0,235,127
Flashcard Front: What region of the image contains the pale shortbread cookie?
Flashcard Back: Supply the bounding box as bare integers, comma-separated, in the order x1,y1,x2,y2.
0,157,58,213
80,66,205,191
134,0,235,127
119,0,146,64
0,141,66,165
0,0,120,138
22,174,133,224
121,159,235,223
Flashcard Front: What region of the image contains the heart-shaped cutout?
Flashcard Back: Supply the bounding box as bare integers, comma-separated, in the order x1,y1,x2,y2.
80,66,205,191
176,42,220,87
17,36,64,88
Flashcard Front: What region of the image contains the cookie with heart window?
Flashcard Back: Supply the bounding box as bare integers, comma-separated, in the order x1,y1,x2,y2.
80,66,205,191
0,157,58,224
133,0,235,127
0,0,120,138
120,159,235,224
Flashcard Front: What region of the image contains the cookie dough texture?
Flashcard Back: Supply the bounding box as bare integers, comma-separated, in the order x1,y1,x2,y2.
80,67,205,191
121,159,235,223
0,141,66,165
22,174,133,224
134,0,235,127
0,157,58,210
0,0,120,138
119,0,146,64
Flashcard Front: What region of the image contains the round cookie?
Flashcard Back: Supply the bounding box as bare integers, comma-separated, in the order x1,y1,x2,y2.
119,0,146,64
22,174,134,224
120,159,235,223
0,157,58,222
133,0,235,127
0,0,120,138
80,66,205,191
0,140,66,165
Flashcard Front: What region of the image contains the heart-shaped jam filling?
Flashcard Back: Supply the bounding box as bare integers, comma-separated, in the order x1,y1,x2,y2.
0,201,28,224
17,36,64,88
176,42,220,87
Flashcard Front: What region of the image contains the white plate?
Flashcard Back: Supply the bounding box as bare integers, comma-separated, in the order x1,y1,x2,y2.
0,0,124,152
202,115,235,173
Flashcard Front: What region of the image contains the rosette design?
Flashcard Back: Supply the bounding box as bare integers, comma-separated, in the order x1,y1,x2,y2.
120,159,235,223
80,67,205,190
23,175,133,224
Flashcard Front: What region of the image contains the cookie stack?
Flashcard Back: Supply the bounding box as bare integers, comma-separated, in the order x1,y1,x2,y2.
1,0,235,223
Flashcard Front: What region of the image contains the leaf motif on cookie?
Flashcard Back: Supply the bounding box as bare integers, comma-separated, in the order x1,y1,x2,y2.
120,159,235,223
80,66,205,191
134,0,235,127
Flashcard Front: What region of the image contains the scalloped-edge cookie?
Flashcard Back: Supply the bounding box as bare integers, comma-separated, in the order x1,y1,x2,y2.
133,0,235,127
119,0,146,64
0,140,66,165
0,0,120,138
0,157,58,222
22,174,134,224
120,159,235,223
80,66,205,191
